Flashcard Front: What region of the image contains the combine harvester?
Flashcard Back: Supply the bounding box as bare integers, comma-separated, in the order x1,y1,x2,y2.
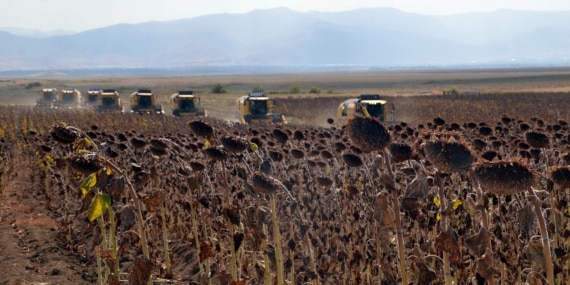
54,88,82,109
129,89,163,114
235,92,286,124
97,89,123,113
336,94,395,126
169,90,206,117
35,88,57,108
84,88,101,108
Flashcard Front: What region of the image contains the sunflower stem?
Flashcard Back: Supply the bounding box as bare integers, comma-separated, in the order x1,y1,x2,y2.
436,172,452,285
471,170,494,285
271,196,285,285
528,188,554,285
190,200,205,279
160,203,172,278
382,149,408,285
103,160,149,259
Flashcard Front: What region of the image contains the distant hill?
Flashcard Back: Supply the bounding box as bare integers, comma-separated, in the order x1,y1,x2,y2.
0,27,75,38
1,7,570,71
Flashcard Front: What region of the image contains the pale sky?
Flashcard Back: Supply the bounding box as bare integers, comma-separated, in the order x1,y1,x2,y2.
2,0,570,32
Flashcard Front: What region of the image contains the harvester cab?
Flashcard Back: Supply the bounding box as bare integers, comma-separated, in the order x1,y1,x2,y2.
130,89,163,114
36,88,57,108
337,94,394,126
235,92,287,124
97,89,123,112
54,88,81,108
169,90,206,117
85,88,101,107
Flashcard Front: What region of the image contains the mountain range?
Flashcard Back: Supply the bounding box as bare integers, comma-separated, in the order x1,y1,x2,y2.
1,7,570,72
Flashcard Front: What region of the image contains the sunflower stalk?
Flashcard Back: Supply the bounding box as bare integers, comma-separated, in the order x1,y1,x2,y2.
160,203,172,278
380,149,409,285
189,200,206,279
103,160,149,259
436,173,453,285
108,205,119,278
528,188,554,285
97,215,109,284
227,218,238,282
270,196,285,285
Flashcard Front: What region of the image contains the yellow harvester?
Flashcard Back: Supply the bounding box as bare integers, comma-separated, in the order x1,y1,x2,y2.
336,94,393,126
36,88,57,108
54,88,82,108
235,92,286,124
97,89,123,112
169,91,206,117
85,88,101,107
130,89,163,114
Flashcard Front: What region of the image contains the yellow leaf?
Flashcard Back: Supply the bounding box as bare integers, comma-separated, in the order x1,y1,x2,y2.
45,154,54,164
105,167,113,176
436,212,441,222
84,138,92,148
73,138,86,152
204,140,211,148
433,196,441,208
249,143,258,152
357,179,364,190
80,173,97,197
88,194,111,222
452,198,463,211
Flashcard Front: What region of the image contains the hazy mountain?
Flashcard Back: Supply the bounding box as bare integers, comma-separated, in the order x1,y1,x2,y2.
0,27,75,38
1,7,569,71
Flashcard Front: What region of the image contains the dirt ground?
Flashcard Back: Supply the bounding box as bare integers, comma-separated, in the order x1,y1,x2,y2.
0,156,94,284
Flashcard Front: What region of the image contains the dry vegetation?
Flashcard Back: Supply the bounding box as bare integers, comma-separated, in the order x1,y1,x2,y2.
1,69,570,284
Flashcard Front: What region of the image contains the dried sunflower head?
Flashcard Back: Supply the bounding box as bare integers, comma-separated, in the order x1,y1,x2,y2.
221,136,248,153
188,120,214,137
189,161,205,172
149,139,168,151
421,138,474,173
268,149,284,162
204,147,229,161
67,155,101,174
346,116,391,152
320,150,334,160
290,149,305,159
481,151,498,161
344,185,361,196
51,125,78,144
525,131,549,148
550,166,570,188
389,143,413,163
474,160,536,195
316,176,333,187
117,133,128,142
130,137,147,149
342,153,363,167
251,172,280,195
272,128,289,143
472,138,488,151
149,146,167,156
293,130,305,140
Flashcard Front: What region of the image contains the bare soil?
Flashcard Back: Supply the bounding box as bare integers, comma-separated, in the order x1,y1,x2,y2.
0,156,94,284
